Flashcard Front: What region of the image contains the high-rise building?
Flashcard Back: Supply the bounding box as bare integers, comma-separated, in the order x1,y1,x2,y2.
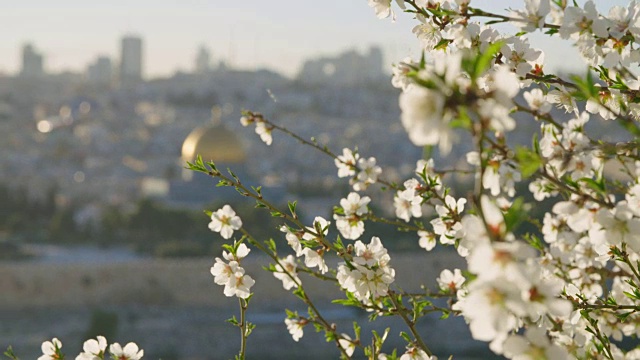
21,43,44,78
366,46,384,81
120,35,143,86
87,56,113,85
195,46,211,74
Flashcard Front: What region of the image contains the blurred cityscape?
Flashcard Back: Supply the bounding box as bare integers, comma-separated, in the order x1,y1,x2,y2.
0,35,436,260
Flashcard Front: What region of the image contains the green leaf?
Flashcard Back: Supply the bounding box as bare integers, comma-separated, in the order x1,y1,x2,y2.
615,311,633,322
227,168,240,183
206,161,218,173
450,106,472,129
433,38,452,51
524,233,545,252
515,146,542,178
353,322,361,340
293,287,306,300
263,263,277,272
412,299,429,322
288,201,297,216
473,41,502,79
399,331,413,344
532,132,541,155
333,291,362,307
313,322,324,333
265,238,277,253
624,290,640,300
578,177,606,196
226,315,239,326
503,197,527,233
570,71,597,99
4,346,19,360
235,187,249,196
246,322,256,336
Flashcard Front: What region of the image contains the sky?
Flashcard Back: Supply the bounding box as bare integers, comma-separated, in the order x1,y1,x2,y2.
0,1,632,78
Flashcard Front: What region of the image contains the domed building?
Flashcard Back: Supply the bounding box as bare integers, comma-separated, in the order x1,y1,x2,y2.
169,121,251,207
181,124,247,166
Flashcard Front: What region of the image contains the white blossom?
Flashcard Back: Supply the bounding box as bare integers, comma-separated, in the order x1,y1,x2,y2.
273,255,300,290
437,268,465,292
224,268,255,299
338,334,356,357
109,342,144,360
210,258,240,286
607,1,640,39
394,179,423,222
559,1,609,39
418,230,437,251
302,248,328,274
351,156,382,191
367,0,405,20
285,318,305,342
209,205,242,239
38,338,63,360
510,0,551,32
400,347,433,360
335,214,366,240
399,85,454,154
280,225,303,256
524,88,551,114
468,241,536,282
76,336,107,360
413,17,442,50
302,216,330,242
501,38,543,77
431,195,466,246
341,192,371,216
255,121,273,145
392,57,418,90
596,201,640,252
335,148,359,178
503,327,569,359
353,236,390,267
547,86,577,114
455,278,524,342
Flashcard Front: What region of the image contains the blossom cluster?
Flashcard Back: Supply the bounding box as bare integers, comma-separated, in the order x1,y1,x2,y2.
210,240,255,299
37,337,143,360
336,236,395,303
361,0,640,358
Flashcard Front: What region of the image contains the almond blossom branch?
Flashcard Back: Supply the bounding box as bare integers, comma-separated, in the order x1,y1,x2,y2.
239,229,353,358
387,291,433,357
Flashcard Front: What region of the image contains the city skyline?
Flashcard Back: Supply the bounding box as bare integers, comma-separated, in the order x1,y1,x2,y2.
1,1,632,78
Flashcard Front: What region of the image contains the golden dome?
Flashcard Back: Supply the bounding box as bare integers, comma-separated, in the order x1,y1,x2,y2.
181,125,246,164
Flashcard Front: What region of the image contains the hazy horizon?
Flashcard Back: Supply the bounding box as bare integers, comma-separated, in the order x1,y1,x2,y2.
1,1,632,78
